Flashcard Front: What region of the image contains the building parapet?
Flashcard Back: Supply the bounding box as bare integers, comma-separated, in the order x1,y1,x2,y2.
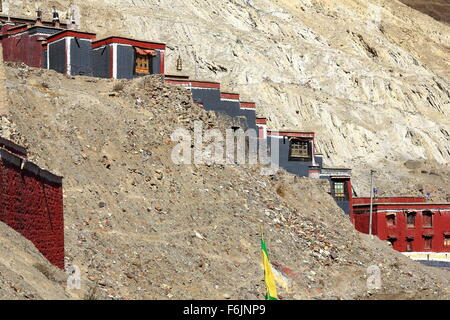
0,148,63,185
0,136,27,157
320,167,352,178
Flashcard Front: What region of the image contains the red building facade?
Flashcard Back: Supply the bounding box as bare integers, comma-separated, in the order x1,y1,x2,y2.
1,24,62,68
0,138,64,269
352,197,450,253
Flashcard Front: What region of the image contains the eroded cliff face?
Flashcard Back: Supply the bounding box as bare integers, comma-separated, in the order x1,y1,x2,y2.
3,0,449,196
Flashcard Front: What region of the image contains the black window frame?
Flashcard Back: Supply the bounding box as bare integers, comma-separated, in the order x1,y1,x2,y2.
406,238,414,252
422,211,433,228
332,180,348,201
135,53,153,75
406,212,416,228
386,214,396,227
288,138,312,162
423,235,433,250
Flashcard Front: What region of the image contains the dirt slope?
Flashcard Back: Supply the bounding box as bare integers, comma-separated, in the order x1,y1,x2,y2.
3,0,449,198
2,64,449,300
0,221,90,299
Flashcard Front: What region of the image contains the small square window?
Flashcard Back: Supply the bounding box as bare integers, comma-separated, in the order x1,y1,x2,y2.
386,214,396,227
136,54,151,74
333,182,345,200
388,237,397,247
289,139,311,161
444,235,450,247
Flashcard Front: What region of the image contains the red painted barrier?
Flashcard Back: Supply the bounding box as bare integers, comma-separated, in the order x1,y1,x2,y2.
0,143,64,269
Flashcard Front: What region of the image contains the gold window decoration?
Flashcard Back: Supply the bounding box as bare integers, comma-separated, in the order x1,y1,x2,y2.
135,47,157,74
444,235,450,247
334,182,345,199
289,139,310,159
136,54,150,74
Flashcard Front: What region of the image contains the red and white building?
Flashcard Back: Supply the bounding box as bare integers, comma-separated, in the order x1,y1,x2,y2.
351,197,450,267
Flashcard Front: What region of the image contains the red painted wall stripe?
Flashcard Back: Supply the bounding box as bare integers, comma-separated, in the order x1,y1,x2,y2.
353,197,426,205
159,50,165,74
165,79,221,89
267,131,315,138
256,118,267,124
221,92,240,100
109,44,114,79
47,30,96,44
240,102,256,109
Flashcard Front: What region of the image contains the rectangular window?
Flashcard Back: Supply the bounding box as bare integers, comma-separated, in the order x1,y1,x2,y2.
135,54,151,74
424,236,433,250
406,212,416,228
423,211,433,228
388,237,397,248
406,239,413,252
333,182,345,200
386,214,396,227
444,235,450,247
289,139,311,161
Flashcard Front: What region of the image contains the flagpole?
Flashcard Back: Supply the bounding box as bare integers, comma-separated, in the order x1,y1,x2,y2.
369,170,376,237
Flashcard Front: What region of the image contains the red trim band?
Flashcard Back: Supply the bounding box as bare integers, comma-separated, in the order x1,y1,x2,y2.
256,118,267,124
47,30,96,44
165,79,221,89
267,131,315,138
240,102,256,109
93,36,166,50
221,92,240,100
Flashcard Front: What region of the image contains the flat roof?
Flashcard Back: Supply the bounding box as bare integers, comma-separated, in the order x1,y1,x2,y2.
0,137,27,156
92,36,166,50
268,129,316,134
240,102,256,109
0,148,63,184
4,23,28,32
267,130,315,137
165,79,221,89
221,92,240,100
353,203,450,208
47,30,97,43
165,74,190,80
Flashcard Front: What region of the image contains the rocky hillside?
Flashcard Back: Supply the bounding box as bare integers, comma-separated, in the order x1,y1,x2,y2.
2,0,449,198
0,221,88,299
1,64,450,300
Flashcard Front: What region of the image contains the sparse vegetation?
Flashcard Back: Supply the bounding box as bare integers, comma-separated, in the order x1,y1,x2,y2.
113,82,125,92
